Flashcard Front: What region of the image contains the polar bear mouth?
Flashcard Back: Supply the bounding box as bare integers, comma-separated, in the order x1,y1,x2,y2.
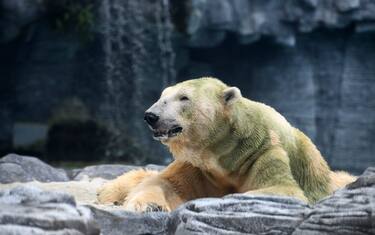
152,126,183,140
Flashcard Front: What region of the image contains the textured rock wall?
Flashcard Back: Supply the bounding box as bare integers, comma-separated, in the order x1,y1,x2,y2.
184,0,375,47
0,44,13,154
0,0,175,164
0,0,45,43
177,29,375,173
0,0,375,171
174,0,375,173
98,0,175,163
13,23,83,121
331,33,375,172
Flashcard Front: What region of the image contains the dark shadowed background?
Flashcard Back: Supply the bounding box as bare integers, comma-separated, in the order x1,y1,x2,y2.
0,0,374,174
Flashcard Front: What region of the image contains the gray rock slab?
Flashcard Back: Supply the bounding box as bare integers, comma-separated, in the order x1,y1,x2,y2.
171,195,310,235
73,164,165,181
0,186,99,235
86,195,311,235
88,206,169,235
72,165,141,181
0,154,165,182
0,184,75,205
145,164,166,172
0,154,69,183
293,167,375,235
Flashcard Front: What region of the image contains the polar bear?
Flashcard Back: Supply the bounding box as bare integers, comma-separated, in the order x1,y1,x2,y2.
97,77,355,212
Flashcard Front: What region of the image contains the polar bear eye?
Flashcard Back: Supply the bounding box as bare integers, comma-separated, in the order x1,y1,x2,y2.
179,96,189,101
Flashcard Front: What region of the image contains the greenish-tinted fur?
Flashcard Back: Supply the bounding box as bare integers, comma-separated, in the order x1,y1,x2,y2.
177,78,332,204
181,106,193,120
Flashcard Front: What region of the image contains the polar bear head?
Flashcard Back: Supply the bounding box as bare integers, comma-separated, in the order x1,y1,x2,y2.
144,77,242,147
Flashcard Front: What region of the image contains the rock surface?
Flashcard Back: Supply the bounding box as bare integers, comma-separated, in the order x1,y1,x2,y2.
0,186,100,235
293,167,375,235
89,206,170,235
73,164,165,181
72,165,141,181
0,154,165,183
1,0,375,173
171,195,310,235
0,0,175,165
185,0,375,47
0,156,374,234
0,154,69,183
177,27,375,175
0,0,46,43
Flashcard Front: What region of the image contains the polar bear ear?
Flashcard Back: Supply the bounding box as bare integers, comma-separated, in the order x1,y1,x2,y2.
223,87,242,105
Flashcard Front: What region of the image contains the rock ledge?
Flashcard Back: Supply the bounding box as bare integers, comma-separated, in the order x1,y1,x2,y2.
0,155,374,235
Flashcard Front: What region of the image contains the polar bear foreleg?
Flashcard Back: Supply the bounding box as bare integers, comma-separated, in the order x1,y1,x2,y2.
123,160,225,212
242,147,308,203
96,169,158,205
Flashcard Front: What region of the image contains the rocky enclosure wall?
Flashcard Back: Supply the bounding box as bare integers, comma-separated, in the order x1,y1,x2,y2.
178,30,375,174
173,0,375,173
0,0,375,172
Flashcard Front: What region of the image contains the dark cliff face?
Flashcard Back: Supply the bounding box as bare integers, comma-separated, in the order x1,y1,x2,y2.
0,0,175,165
177,30,375,174
0,0,375,172
174,0,375,174
179,0,375,47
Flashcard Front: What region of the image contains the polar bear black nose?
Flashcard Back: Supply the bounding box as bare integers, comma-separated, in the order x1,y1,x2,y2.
144,112,159,127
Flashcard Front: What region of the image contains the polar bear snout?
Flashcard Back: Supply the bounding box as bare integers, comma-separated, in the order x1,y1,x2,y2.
144,109,183,141
144,112,159,128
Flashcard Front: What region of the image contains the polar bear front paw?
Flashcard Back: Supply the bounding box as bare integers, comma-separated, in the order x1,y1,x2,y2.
96,182,126,205
96,169,159,205
123,196,171,212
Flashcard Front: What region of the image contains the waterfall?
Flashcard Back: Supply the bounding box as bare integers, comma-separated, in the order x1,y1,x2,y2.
99,0,175,163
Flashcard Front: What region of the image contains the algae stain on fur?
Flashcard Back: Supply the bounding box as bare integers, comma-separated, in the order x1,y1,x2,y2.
97,77,356,211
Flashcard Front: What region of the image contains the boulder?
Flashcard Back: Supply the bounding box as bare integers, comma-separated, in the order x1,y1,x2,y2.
0,154,165,183
0,185,99,235
171,195,310,234
293,167,375,235
0,154,69,183
145,164,166,172
73,165,141,181
73,164,165,181
87,196,310,235
89,206,169,235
